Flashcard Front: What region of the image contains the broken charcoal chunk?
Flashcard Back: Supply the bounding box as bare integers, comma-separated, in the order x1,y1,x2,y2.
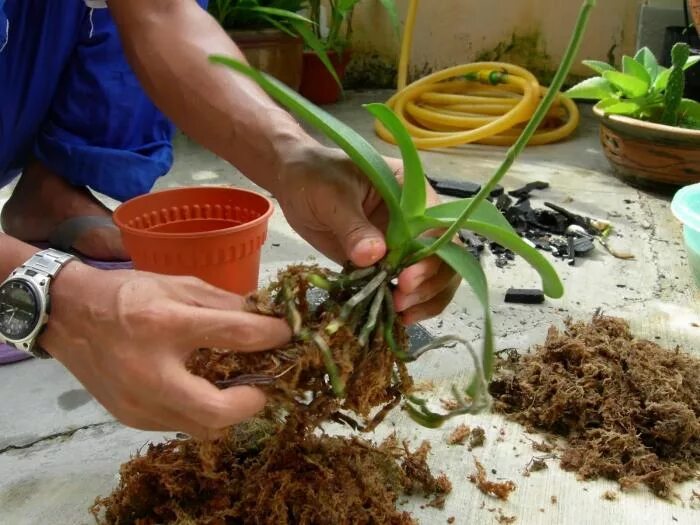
429,179,481,198
572,236,595,256
508,181,550,199
459,230,485,258
505,288,545,304
495,193,513,211
490,185,505,198
567,236,576,266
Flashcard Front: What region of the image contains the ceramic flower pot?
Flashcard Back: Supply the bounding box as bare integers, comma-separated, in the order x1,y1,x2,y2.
299,50,351,105
114,186,274,294
593,105,700,192
228,29,304,91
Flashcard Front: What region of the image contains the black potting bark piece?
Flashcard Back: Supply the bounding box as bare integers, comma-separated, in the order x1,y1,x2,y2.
504,288,545,304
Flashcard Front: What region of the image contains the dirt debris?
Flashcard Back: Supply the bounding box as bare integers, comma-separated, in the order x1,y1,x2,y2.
490,315,700,498
602,490,618,501
495,509,517,524
470,427,486,449
468,459,517,501
447,424,471,445
523,456,550,477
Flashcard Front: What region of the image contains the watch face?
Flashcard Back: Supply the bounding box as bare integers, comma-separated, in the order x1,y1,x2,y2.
0,279,40,341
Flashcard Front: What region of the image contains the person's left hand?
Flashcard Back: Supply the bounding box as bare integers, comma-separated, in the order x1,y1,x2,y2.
276,146,460,325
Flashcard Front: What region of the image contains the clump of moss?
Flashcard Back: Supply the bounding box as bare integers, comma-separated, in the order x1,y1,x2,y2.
92,419,451,525
490,315,700,498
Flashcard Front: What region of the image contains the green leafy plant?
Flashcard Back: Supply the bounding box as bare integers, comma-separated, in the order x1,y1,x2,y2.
209,0,341,86
307,0,399,53
209,0,596,427
566,43,700,129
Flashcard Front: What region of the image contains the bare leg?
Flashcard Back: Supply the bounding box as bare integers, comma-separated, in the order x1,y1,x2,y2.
1,160,128,260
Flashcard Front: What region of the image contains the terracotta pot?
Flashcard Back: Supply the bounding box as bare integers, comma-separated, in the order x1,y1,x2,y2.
114,186,273,295
593,106,700,192
300,50,351,105
690,0,700,32
228,29,303,91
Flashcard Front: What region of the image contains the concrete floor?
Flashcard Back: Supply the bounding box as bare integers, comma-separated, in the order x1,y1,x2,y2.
1,91,699,524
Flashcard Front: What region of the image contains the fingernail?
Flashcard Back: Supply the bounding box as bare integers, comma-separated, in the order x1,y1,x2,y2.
354,238,384,263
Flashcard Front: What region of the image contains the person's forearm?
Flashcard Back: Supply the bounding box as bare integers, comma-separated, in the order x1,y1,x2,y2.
0,234,39,280
109,0,319,194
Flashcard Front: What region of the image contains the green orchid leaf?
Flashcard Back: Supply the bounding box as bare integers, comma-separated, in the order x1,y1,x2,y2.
467,221,563,298
364,103,426,219
582,59,616,75
422,198,515,233
603,70,649,97
622,55,651,85
377,0,400,36
209,55,410,248
633,47,659,80
566,76,616,100
290,20,342,88
421,240,495,379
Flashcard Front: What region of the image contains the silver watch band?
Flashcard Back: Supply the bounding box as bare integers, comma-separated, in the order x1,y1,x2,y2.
22,248,77,278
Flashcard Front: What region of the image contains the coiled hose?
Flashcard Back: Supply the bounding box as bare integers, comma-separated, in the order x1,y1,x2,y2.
374,0,579,149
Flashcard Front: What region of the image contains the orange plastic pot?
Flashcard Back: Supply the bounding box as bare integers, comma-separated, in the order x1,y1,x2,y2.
113,186,273,295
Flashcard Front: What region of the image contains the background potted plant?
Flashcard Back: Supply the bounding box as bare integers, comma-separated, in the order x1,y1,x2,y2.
566,43,700,191
301,0,399,104
209,0,338,91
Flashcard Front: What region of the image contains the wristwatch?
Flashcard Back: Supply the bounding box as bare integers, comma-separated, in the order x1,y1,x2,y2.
0,249,77,359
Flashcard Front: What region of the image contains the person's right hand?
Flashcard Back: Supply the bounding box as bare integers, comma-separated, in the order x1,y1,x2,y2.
39,262,291,440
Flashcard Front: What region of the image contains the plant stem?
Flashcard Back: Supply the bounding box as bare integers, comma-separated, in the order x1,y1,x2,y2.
409,0,597,263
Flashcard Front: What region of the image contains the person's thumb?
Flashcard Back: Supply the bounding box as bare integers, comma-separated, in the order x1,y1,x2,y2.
326,201,386,268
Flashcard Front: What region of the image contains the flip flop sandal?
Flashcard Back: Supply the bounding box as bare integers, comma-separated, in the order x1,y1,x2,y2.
1,216,133,364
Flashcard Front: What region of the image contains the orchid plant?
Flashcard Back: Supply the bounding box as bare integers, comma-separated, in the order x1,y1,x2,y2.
209,0,596,426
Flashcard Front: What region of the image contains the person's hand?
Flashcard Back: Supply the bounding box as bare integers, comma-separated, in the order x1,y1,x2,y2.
41,263,291,439
277,146,460,325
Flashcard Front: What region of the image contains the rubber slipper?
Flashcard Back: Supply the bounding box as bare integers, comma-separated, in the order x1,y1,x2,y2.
1,216,133,364
45,215,133,270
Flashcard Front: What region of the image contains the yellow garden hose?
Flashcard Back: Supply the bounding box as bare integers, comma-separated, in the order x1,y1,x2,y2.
375,0,579,149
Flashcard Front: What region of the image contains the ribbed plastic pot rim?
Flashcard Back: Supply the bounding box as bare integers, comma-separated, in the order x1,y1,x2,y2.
113,186,274,240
